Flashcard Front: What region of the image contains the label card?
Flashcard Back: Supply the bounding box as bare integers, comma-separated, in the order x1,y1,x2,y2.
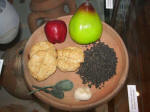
0,59,4,75
106,0,113,9
127,85,139,112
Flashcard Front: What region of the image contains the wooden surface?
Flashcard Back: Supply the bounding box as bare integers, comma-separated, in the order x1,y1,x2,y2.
135,1,150,111
108,0,150,112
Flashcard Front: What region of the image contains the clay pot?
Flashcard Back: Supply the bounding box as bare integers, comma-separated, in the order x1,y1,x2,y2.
28,6,67,33
1,40,32,100
28,0,76,33
30,0,66,12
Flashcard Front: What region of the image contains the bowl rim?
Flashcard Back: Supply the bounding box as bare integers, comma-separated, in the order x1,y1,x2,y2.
23,15,129,111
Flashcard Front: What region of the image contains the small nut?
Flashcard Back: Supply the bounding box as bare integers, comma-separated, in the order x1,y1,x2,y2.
74,87,92,101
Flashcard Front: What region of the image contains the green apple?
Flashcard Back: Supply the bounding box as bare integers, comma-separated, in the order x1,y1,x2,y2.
69,1,103,44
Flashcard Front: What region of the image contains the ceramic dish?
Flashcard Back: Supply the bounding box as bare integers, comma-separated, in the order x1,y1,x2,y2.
23,15,129,111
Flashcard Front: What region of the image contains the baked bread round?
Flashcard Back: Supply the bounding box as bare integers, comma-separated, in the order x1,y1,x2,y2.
30,41,57,57
28,50,57,81
57,47,84,72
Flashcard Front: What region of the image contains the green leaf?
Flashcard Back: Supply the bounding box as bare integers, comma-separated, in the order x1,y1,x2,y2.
28,80,73,99
49,89,64,99
54,80,73,91
28,85,53,95
29,85,64,99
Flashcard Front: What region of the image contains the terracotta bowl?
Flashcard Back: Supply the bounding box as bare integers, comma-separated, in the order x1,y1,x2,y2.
23,15,129,111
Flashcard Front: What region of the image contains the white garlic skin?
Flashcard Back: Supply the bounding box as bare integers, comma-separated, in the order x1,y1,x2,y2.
74,87,92,101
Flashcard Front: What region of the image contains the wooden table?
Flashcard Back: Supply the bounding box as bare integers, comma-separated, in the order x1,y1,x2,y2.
107,0,150,112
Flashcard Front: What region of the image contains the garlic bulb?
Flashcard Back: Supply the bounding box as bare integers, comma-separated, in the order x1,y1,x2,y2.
74,87,92,101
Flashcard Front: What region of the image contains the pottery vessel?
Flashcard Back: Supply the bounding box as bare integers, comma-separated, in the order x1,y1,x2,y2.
23,15,129,111
28,0,76,33
1,40,32,99
0,0,20,44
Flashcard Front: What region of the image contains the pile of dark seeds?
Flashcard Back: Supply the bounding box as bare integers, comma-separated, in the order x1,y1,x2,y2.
76,41,118,89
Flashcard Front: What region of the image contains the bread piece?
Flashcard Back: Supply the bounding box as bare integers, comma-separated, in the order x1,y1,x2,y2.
30,41,57,57
57,47,84,72
28,50,57,81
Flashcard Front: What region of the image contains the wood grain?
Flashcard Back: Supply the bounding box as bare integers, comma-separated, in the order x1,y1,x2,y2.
108,0,150,111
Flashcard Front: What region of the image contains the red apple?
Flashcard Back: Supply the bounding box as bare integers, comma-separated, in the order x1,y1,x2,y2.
44,20,67,44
